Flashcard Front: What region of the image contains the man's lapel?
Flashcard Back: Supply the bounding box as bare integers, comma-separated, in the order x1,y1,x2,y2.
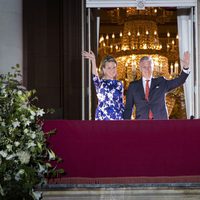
149,78,158,98
138,78,145,99
150,78,156,90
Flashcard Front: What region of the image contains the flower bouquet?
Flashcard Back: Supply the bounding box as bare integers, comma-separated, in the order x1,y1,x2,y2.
0,65,63,200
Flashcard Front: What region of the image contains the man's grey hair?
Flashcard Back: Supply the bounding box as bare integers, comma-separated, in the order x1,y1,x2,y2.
139,56,154,66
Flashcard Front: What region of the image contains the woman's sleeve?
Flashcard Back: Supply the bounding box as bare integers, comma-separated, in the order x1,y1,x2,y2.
92,74,101,91
119,81,125,109
121,82,124,101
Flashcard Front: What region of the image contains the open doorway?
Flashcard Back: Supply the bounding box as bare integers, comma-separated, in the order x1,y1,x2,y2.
83,0,199,120
97,7,185,119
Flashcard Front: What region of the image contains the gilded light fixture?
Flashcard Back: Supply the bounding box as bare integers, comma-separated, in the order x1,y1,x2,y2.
121,20,162,51
114,13,170,89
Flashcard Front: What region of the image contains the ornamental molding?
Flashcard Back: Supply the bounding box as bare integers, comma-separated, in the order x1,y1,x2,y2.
136,0,146,10
86,0,197,8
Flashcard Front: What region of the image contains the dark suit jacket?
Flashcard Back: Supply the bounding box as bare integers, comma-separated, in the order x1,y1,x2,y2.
123,71,189,120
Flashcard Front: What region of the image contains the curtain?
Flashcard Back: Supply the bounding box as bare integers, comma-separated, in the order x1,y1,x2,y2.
177,8,194,119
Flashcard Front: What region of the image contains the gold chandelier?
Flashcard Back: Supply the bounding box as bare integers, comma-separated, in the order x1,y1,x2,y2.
121,20,162,51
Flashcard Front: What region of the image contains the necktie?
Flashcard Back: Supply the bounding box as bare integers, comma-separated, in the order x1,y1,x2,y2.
145,80,153,119
145,80,150,101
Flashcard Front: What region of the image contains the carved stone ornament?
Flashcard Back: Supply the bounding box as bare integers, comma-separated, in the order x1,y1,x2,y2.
136,0,146,10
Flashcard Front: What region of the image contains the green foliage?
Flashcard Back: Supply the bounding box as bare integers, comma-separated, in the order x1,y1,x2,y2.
0,65,63,200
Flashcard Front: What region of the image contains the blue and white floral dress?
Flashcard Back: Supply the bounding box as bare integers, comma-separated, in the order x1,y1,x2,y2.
92,74,124,120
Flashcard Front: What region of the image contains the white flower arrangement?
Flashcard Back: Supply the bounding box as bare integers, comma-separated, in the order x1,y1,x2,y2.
0,65,63,200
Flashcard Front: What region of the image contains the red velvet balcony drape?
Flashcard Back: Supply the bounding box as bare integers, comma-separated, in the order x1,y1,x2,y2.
44,120,200,184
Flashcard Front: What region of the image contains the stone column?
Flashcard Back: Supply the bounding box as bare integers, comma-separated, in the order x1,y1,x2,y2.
196,1,200,118
0,0,22,74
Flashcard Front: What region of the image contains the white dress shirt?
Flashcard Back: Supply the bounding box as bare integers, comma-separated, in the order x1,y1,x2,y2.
182,68,190,74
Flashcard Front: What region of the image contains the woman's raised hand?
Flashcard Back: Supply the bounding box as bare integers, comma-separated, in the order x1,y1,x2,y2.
82,50,96,63
82,50,98,76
